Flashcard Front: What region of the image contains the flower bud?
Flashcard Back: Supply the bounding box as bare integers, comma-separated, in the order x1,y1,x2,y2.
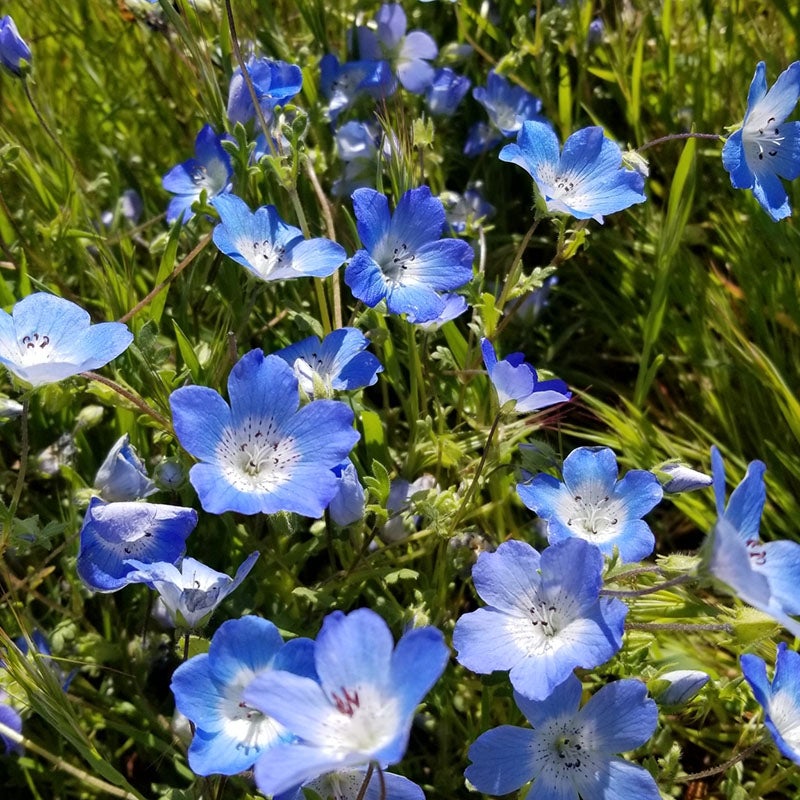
653,669,709,706
94,434,157,502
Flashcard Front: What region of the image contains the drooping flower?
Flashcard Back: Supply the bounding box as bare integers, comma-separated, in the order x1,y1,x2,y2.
162,124,233,224
227,57,303,126
481,337,571,414
425,67,471,116
125,553,259,629
171,615,317,776
518,446,663,563
328,460,366,527
499,121,647,222
276,769,424,800
355,3,437,94
453,538,628,701
380,473,437,543
94,433,157,502
319,55,394,121
654,460,713,494
741,642,800,763
465,70,546,155
76,498,198,593
0,293,133,388
722,61,800,221
0,16,31,77
170,348,360,516
654,669,710,707
244,608,449,796
705,446,800,638
345,186,474,323
465,674,660,800
211,194,346,283
273,327,382,399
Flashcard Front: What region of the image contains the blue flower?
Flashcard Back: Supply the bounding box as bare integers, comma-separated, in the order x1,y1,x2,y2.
655,669,710,707
500,122,647,222
0,293,133,388
722,61,800,221
276,769,424,800
741,643,800,763
453,538,628,701
0,16,31,77
481,338,571,414
328,460,366,527
406,292,468,328
468,70,545,155
0,690,22,755
442,184,495,233
380,474,437,543
655,460,713,494
94,433,157,502
76,498,198,593
465,674,660,800
211,194,346,282
171,616,317,776
126,553,259,629
274,327,382,398
170,349,360,516
162,124,233,225
355,3,437,94
244,608,448,796
463,121,504,158
227,57,303,126
332,121,394,196
345,186,474,322
518,446,663,563
319,55,394,121
706,446,800,638
425,67,471,116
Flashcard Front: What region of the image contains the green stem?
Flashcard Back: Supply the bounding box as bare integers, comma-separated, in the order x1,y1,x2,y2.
6,394,30,528
601,574,694,598
354,762,375,800
675,739,765,782
637,131,723,153
448,412,502,536
23,79,80,176
625,621,733,633
80,372,171,431
496,217,540,313
0,721,143,799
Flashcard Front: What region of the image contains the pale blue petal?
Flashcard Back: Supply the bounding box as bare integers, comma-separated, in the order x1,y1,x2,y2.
288,237,347,277
722,131,753,188
758,540,800,615
389,626,448,717
209,616,284,686
514,674,583,727
723,459,766,541
404,239,474,290
575,758,661,800
465,726,538,794
469,539,541,610
353,189,391,252
753,169,792,221
385,283,444,321
397,57,434,94
228,350,299,430
254,742,353,797
170,386,233,461
388,186,446,254
345,250,390,308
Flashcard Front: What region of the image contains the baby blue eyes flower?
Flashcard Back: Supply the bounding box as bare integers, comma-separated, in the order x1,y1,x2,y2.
655,669,710,707
356,3,438,94
170,348,360,517
465,674,660,800
276,768,424,800
345,186,474,323
319,55,394,122
244,607,449,796
328,460,366,527
94,433,157,502
518,445,663,563
741,643,800,764
274,327,382,398
0,15,32,77
499,121,647,222
76,498,198,593
126,553,259,629
453,538,628,701
227,57,302,126
212,194,346,282
425,67,471,116
171,616,317,776
0,293,133,389
706,446,800,638
722,61,800,221
162,124,233,225
474,70,544,137
481,338,571,414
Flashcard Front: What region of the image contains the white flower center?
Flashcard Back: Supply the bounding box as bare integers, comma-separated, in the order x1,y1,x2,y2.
216,417,298,493
743,116,785,163
769,692,800,754
220,669,284,759
17,331,54,365
320,684,401,754
565,491,621,541
241,240,287,277
377,239,417,283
